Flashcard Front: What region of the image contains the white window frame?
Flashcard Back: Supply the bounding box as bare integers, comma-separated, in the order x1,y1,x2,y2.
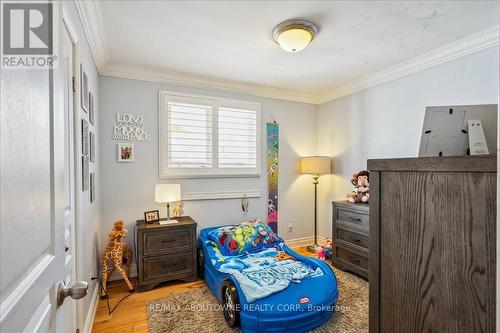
159,91,261,178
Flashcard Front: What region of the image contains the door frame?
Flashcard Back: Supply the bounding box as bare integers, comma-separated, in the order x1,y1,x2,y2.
61,7,84,332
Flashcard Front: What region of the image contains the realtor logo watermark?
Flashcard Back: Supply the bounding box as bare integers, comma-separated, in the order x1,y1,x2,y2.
2,1,57,69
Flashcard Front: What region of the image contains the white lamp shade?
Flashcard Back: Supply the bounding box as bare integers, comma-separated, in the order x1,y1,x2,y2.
301,156,331,175
155,184,181,203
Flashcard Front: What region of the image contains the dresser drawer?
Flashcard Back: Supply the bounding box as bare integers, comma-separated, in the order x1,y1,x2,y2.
337,208,369,227
336,246,369,270
143,253,194,281
144,229,192,255
337,228,369,249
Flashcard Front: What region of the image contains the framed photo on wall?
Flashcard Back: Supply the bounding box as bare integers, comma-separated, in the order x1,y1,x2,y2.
80,64,89,112
81,119,89,155
89,92,95,125
90,172,95,203
82,156,89,191
117,143,134,162
90,131,95,162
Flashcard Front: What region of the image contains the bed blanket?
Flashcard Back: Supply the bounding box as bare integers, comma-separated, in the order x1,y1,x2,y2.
207,242,323,302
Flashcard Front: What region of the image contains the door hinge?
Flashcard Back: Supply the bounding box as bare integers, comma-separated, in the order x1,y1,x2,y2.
72,77,76,93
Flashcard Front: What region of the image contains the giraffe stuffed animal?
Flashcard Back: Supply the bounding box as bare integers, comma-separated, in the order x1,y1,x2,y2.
101,220,134,298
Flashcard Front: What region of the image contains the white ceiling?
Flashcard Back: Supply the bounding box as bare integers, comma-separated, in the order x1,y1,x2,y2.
94,1,499,102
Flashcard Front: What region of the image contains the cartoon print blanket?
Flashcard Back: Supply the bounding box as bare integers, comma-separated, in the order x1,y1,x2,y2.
207,220,282,256
208,242,323,302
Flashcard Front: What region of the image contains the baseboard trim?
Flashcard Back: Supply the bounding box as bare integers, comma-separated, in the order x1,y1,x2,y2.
82,282,99,333
285,235,328,248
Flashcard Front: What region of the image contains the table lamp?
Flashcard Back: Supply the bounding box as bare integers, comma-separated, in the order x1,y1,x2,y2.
155,184,181,224
301,156,331,252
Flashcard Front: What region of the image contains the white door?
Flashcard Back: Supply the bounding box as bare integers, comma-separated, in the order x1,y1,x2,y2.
0,2,85,332
56,10,79,333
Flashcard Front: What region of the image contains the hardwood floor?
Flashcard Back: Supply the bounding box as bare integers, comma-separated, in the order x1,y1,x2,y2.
92,247,312,333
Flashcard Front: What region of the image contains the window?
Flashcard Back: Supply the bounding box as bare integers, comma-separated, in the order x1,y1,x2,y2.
160,91,261,178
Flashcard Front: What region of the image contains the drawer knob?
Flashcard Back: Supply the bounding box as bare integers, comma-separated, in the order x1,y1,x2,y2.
161,239,176,244
350,217,362,222
349,256,361,264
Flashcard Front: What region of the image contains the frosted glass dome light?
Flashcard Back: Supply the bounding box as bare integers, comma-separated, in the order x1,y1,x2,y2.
272,19,319,53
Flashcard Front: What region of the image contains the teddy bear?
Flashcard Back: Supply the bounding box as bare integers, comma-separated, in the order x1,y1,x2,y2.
347,170,370,203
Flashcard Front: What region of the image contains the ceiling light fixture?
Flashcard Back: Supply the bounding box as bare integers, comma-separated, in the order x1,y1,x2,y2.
272,19,319,53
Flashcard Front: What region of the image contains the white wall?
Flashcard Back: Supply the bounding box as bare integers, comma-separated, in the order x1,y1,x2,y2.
64,2,102,331
317,46,499,238
99,76,318,252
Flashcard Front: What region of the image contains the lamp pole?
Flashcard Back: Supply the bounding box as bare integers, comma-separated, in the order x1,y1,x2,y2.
307,175,319,252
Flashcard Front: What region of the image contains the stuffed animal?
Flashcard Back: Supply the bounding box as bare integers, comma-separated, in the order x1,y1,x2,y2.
100,221,134,298
172,202,182,217
323,239,334,260
315,247,325,260
347,170,370,203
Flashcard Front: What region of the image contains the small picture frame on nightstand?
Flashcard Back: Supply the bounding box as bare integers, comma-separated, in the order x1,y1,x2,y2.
144,210,160,224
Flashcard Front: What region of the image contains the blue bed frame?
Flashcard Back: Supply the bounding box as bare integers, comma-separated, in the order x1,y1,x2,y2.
199,226,339,333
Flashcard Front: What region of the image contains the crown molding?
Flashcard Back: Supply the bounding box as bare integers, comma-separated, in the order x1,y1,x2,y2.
316,25,499,104
101,62,319,104
74,0,109,72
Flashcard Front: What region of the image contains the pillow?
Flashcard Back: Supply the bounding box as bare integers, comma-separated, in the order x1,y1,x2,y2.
208,220,282,256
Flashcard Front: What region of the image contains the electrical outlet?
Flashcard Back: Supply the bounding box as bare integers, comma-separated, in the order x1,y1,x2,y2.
287,223,294,232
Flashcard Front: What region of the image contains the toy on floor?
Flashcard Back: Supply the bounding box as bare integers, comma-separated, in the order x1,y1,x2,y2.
323,239,334,260
101,220,134,298
315,246,325,260
347,170,370,203
316,239,334,261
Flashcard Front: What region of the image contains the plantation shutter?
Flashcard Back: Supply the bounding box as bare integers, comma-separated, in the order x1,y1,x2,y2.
218,107,257,168
167,101,213,168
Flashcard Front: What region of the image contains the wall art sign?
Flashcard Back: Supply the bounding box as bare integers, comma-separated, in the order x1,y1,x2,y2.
112,113,148,141
267,122,279,233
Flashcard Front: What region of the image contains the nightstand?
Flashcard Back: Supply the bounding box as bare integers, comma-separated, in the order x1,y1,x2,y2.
332,201,369,279
136,216,197,292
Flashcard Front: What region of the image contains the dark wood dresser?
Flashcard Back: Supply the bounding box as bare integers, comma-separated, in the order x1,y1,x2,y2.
136,216,197,292
332,201,369,279
368,155,496,333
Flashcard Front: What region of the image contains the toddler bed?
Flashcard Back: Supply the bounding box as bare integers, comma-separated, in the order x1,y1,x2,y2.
198,221,339,333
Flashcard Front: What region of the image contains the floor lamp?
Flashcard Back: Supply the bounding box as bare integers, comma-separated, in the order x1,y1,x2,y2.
301,156,331,253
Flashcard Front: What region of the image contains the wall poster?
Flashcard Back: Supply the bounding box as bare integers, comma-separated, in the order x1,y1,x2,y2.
267,122,279,233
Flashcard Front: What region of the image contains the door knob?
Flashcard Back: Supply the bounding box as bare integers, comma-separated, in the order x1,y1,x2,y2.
57,280,88,306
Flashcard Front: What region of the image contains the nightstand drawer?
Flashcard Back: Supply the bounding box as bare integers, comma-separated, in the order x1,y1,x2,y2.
143,253,194,281
336,247,369,270
337,228,369,249
144,229,192,255
337,208,369,227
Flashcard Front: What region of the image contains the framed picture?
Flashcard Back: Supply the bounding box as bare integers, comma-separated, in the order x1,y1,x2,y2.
80,64,89,112
82,156,89,191
90,172,95,203
81,119,89,155
90,132,95,162
144,210,160,224
89,92,94,125
118,143,134,162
